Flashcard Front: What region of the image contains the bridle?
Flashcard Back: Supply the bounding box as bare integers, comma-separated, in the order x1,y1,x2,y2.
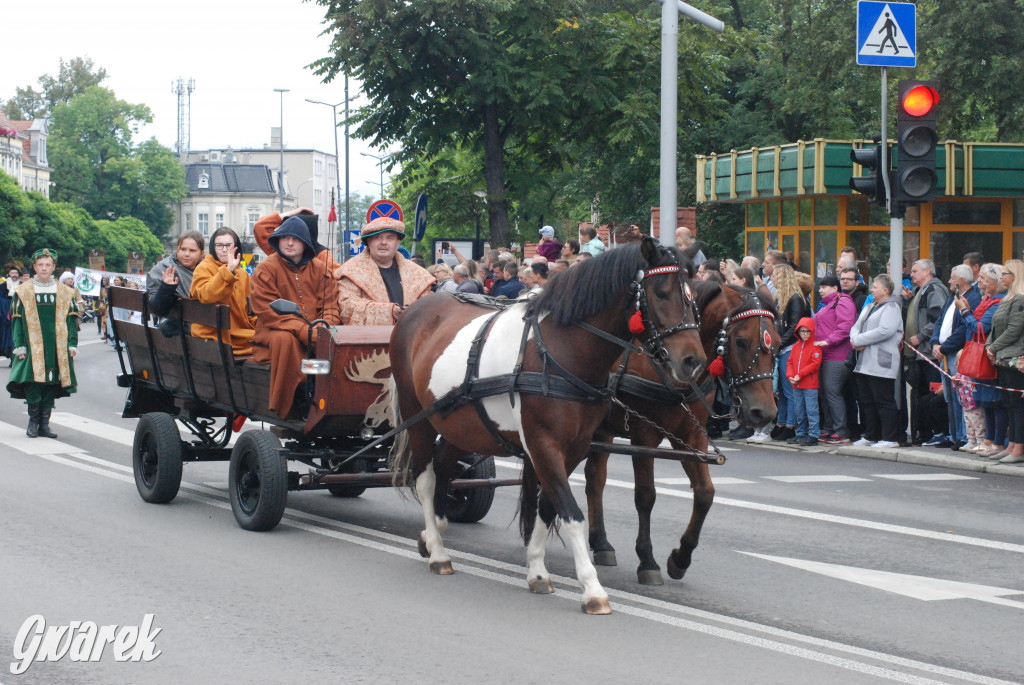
627,260,702,368
710,291,778,395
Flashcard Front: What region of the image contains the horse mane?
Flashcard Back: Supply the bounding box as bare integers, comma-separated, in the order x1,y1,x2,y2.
691,279,725,313
527,243,653,326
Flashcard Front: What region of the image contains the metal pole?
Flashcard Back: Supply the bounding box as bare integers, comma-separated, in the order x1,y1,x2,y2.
882,67,902,287
274,88,289,212
344,75,351,263
659,0,678,247
655,0,725,32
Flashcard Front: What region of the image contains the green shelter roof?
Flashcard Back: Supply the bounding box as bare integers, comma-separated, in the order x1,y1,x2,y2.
697,140,1024,203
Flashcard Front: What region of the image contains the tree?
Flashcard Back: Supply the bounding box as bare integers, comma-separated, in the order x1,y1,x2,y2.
94,217,165,272
48,86,186,236
313,0,657,248
2,57,108,120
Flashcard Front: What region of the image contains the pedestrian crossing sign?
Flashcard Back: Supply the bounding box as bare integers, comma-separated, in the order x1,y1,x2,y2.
857,1,916,67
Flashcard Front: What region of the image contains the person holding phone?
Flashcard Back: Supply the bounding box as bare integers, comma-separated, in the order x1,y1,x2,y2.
190,227,257,355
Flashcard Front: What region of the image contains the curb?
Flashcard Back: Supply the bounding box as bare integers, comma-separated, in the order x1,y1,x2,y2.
723,437,1024,478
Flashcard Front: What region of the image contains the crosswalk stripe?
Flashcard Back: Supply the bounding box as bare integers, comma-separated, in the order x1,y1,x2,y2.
873,474,979,481
764,475,872,483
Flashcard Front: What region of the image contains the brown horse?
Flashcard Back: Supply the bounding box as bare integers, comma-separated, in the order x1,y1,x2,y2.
388,238,706,614
584,281,779,585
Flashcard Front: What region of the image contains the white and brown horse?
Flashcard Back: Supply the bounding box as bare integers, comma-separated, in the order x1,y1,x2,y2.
584,281,779,584
388,238,705,614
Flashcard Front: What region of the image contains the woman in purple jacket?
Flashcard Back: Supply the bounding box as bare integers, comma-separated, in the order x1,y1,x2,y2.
813,275,857,443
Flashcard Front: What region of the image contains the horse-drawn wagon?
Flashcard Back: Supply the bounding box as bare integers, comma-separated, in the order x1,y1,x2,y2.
109,286,507,532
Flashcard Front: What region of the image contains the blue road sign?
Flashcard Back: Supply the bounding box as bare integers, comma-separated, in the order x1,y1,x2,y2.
857,1,916,68
414,193,428,242
346,229,365,255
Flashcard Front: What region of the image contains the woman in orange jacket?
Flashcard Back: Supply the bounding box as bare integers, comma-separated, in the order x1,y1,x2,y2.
190,227,257,355
785,317,823,446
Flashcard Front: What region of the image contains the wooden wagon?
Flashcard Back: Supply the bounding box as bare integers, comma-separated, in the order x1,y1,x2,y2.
109,286,508,532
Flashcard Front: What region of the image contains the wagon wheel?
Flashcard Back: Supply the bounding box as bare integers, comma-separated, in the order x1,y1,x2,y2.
446,455,496,524
229,430,287,531
132,412,183,504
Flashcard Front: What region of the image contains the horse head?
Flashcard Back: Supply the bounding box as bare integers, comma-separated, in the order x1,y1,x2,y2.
704,284,779,428
632,236,706,384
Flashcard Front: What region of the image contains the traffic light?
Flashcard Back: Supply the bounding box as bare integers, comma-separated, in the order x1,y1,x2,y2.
849,139,888,207
894,80,939,204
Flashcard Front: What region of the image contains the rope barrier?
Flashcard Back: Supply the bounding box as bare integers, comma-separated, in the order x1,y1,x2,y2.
905,343,1024,397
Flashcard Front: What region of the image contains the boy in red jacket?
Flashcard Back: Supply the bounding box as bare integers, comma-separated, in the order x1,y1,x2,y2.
786,317,823,446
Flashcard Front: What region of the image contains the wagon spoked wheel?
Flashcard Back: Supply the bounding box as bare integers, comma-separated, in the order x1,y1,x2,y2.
446,455,496,524
229,430,287,531
132,412,183,504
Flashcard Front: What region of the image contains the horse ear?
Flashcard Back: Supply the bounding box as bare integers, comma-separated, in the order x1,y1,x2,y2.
640,236,658,266
682,241,704,263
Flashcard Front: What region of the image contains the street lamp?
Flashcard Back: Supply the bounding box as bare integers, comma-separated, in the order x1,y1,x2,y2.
273,88,289,211
473,189,487,260
360,150,400,197
306,84,358,262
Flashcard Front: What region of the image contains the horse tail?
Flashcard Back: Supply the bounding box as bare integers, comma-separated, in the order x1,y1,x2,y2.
387,375,413,493
518,458,539,545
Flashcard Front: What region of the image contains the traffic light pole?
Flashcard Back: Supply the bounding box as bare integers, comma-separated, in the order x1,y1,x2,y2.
881,66,903,285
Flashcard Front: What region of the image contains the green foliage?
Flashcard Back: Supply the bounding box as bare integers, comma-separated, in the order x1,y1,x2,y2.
0,173,162,271
48,86,185,236
94,217,165,272
2,57,108,120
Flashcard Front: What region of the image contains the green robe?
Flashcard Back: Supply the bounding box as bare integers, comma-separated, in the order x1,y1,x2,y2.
7,280,78,407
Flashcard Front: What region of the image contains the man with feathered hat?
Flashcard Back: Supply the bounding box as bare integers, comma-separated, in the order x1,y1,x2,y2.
7,248,79,438
335,214,434,325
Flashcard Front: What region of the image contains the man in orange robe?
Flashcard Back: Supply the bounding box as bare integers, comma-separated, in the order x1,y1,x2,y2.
335,216,434,325
251,217,341,418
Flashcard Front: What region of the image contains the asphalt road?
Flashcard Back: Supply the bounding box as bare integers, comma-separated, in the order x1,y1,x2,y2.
1,328,1022,684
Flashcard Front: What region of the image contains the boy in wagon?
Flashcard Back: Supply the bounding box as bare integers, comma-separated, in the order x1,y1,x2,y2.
250,217,341,419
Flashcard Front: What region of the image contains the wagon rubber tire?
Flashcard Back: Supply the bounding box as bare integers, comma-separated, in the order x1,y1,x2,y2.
133,413,183,504
229,430,287,531
446,455,496,524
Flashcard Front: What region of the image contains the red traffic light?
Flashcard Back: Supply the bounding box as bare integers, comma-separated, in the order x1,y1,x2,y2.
901,85,939,117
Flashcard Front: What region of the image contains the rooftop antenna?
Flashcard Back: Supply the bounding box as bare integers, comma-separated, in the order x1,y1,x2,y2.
172,77,196,158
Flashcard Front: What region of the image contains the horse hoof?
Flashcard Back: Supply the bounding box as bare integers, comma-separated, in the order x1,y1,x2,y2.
581,597,612,615
593,550,617,567
637,569,665,586
429,560,454,575
417,533,429,559
528,577,554,594
666,551,686,581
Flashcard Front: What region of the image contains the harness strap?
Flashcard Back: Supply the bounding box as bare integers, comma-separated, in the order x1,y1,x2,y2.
617,372,715,405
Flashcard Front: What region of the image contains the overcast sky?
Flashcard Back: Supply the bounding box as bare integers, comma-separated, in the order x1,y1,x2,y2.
0,0,394,199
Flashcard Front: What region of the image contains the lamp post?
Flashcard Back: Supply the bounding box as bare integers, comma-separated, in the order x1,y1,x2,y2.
306,85,358,262
360,150,399,197
273,88,289,211
473,189,487,260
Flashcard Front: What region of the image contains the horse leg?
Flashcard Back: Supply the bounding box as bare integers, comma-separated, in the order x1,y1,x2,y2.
584,450,617,566
632,455,664,586
415,462,454,575
666,461,715,581
534,462,611,615
525,491,555,595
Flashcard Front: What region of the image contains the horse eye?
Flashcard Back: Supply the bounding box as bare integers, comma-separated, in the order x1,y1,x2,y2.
655,289,670,300
735,338,749,351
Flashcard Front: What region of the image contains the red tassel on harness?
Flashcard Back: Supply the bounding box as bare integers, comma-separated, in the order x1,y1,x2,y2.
708,356,726,378
232,415,247,432
628,310,645,335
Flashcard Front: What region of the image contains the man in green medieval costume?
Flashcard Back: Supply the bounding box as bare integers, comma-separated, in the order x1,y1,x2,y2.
7,248,78,438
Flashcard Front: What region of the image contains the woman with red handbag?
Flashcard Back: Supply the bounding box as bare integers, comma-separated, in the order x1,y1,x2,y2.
984,259,1024,464
955,263,1006,457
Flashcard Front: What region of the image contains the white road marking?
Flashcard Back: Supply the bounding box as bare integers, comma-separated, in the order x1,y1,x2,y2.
657,477,756,486
742,552,1024,609
22,449,1019,685
50,411,136,446
612,436,738,452
0,421,87,455
874,473,979,481
763,475,872,483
